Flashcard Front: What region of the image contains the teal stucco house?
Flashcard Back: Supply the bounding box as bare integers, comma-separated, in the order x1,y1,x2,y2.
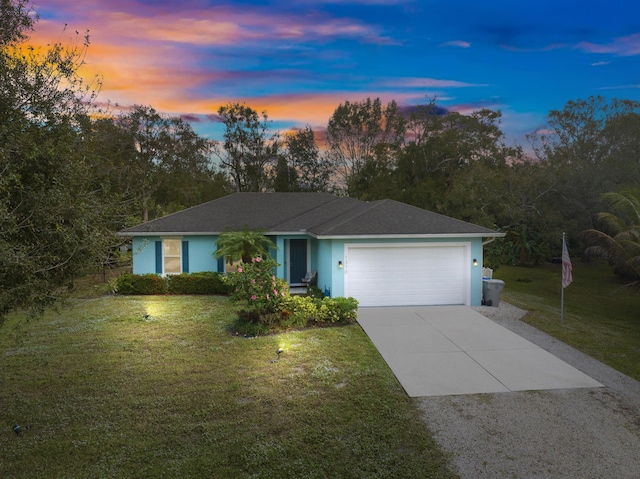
120,193,503,307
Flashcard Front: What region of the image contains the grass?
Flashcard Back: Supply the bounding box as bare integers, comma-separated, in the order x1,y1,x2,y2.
495,260,640,380
0,291,456,478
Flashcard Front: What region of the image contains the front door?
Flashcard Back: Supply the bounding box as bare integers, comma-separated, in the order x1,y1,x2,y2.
289,239,308,285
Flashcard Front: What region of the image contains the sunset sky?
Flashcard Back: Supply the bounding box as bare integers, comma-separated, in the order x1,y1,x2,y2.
30,0,640,147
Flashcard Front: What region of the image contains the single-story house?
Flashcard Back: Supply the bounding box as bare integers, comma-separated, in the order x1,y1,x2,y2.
120,192,504,307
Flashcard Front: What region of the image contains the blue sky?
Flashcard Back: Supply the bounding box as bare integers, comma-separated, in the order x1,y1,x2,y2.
31,0,640,148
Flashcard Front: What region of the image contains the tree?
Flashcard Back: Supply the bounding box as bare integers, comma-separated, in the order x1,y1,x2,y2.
326,97,405,194
527,96,640,237
115,105,222,222
0,3,118,320
216,103,279,192
347,142,396,201
214,229,277,264
114,105,166,223
0,0,32,45
153,115,226,214
282,126,330,192
393,103,519,219
273,155,298,192
584,186,640,281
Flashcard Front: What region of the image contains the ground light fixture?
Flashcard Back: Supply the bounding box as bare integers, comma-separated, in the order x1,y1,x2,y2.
271,347,284,363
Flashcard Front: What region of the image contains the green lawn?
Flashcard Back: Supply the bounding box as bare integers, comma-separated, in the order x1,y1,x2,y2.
0,293,456,479
495,261,640,380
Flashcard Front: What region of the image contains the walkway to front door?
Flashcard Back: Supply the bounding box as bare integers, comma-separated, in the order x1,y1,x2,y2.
357,306,602,397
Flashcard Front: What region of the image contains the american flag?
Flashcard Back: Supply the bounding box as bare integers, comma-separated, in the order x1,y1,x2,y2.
562,237,573,288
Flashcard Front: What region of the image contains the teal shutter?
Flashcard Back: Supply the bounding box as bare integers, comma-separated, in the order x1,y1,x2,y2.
217,256,225,273
155,241,162,274
182,241,189,273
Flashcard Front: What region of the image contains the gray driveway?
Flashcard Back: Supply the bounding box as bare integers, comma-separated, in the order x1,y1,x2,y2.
357,306,602,397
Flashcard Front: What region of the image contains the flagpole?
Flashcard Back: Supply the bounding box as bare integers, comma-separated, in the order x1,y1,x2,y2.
560,232,573,325
561,233,565,324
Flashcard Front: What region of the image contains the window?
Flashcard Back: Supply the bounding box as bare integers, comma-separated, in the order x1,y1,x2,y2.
225,258,242,273
164,239,182,274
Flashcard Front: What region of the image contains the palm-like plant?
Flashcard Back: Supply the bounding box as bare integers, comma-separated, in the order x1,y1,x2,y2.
583,186,640,280
214,228,277,264
505,224,548,266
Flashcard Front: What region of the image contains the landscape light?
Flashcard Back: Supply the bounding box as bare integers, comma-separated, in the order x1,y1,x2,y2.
270,347,284,363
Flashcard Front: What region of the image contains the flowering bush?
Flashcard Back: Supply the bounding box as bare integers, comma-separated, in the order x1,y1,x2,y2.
226,257,289,320
227,256,359,331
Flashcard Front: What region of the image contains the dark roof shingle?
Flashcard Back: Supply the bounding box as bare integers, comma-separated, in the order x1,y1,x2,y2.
121,193,500,237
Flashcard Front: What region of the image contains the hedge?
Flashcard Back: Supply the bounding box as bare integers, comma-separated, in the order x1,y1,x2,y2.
277,295,358,325
167,272,232,295
115,273,167,295
115,272,230,295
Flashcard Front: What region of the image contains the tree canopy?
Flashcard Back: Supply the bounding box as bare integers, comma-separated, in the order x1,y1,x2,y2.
215,102,280,192
0,1,115,319
4,0,640,323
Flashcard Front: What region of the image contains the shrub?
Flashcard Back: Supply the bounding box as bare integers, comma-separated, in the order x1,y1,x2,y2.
225,257,288,319
306,285,325,300
167,272,231,295
277,295,318,328
115,273,167,295
317,297,359,324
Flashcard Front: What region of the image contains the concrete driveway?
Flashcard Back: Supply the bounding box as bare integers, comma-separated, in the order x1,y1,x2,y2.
357,306,603,397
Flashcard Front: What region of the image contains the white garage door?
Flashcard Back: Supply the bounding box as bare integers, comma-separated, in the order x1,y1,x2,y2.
345,244,468,307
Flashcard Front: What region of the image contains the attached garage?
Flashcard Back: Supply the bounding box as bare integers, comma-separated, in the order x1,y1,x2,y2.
344,243,470,307
123,193,503,306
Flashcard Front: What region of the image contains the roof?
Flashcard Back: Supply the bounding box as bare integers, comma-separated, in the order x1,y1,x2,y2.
121,192,503,238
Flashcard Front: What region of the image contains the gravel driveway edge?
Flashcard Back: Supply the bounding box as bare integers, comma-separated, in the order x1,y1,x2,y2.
415,302,640,479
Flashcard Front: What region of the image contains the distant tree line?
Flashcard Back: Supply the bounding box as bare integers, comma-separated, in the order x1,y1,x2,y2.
216,95,640,276
1,0,639,320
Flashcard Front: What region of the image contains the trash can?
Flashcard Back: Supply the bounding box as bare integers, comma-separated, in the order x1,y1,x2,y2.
482,279,505,307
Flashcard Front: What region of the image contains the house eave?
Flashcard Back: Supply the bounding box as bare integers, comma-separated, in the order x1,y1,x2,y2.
119,231,505,240
119,230,315,237
314,232,506,240
118,231,221,237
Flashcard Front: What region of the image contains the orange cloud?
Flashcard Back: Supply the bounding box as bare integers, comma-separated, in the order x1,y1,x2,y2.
189,91,425,128
127,90,426,135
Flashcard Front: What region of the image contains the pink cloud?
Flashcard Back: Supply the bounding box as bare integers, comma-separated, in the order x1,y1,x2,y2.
440,40,471,48
383,77,487,88
447,101,501,116
577,33,640,56
500,43,567,53
534,128,555,136
34,1,396,47
598,84,640,90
